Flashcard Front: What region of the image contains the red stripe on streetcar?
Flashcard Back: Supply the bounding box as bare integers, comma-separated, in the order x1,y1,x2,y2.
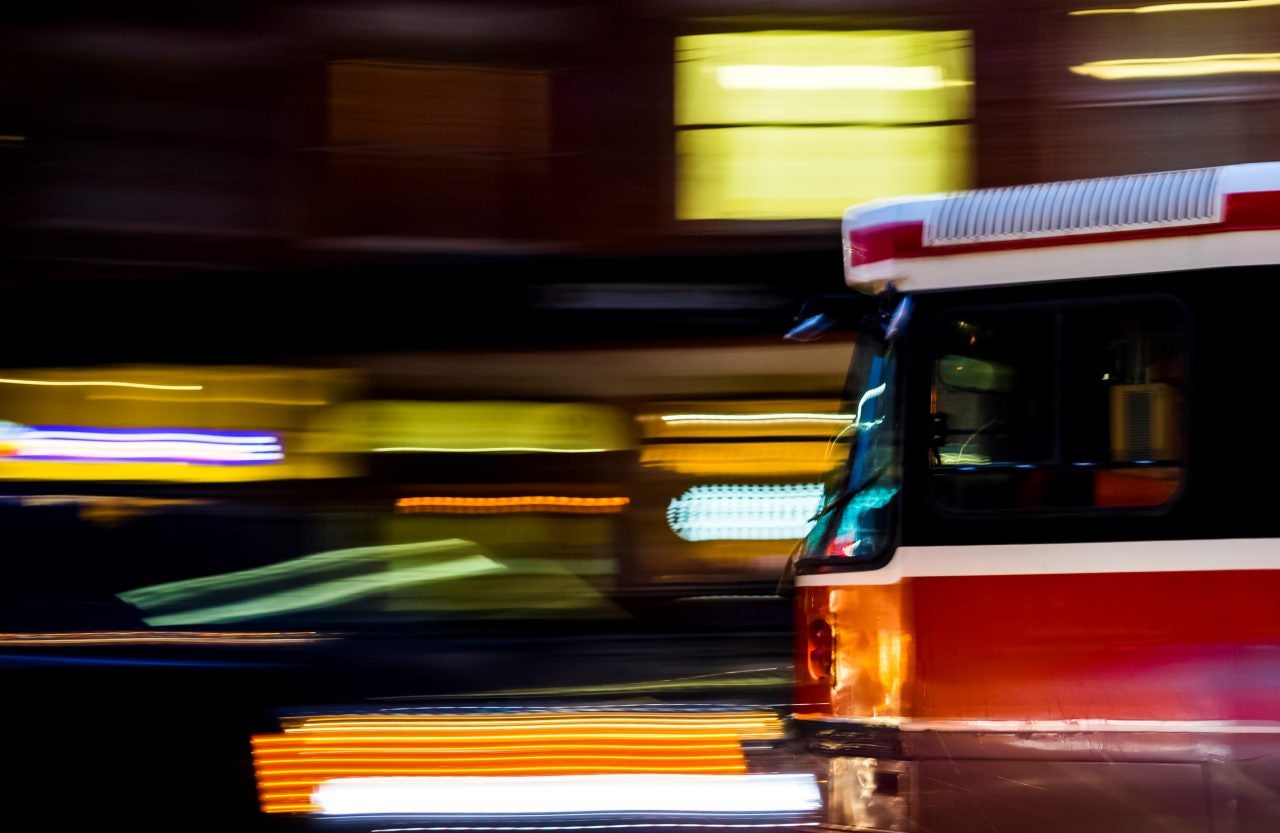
849,190,1280,268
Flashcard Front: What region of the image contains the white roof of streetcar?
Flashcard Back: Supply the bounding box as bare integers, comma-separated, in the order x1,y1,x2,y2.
842,161,1280,294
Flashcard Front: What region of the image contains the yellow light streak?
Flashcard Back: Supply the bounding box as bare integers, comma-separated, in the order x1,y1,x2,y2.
85,394,328,406
1070,52,1280,79
638,400,852,440
660,413,854,424
1071,0,1280,14
641,441,838,476
0,377,202,390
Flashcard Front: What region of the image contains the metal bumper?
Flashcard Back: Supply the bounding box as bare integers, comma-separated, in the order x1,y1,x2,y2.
791,717,1280,833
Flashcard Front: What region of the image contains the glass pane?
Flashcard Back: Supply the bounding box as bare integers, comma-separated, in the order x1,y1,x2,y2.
930,300,1186,512
676,124,970,220
933,311,1056,468
676,30,973,126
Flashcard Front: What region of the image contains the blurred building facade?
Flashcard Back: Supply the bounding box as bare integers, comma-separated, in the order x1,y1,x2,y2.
1,0,1279,597
2,0,1279,317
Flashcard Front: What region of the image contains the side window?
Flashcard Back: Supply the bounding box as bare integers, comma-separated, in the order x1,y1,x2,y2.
929,298,1186,512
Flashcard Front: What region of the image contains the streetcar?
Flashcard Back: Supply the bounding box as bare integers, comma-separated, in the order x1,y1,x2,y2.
788,161,1280,832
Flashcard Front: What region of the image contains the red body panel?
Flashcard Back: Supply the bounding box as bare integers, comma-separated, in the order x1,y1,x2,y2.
798,568,1280,722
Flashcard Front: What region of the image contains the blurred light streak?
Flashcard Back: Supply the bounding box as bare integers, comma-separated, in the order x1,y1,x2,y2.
316,401,635,454
253,710,785,814
374,446,609,454
660,413,854,425
638,401,851,441
1070,53,1280,78
313,773,821,816
0,631,328,646
371,825,819,832
667,484,823,541
119,539,502,625
640,442,837,476
379,671,793,701
1070,0,1280,14
0,377,202,390
0,653,279,669
17,495,208,509
716,65,954,91
142,555,502,626
854,383,886,429
396,496,629,514
85,394,329,406
8,427,284,464
376,704,784,714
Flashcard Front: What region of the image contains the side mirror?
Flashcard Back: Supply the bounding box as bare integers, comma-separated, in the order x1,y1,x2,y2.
785,313,838,342
783,294,879,343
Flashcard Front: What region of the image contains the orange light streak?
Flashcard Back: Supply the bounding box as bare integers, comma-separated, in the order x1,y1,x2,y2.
395,496,630,514
252,710,782,814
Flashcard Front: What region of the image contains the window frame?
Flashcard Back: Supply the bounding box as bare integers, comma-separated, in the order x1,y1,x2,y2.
671,25,976,226
920,291,1193,522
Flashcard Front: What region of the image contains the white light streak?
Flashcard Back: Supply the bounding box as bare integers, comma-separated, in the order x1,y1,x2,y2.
16,438,283,464
716,65,950,90
24,429,278,444
854,384,887,429
667,483,824,542
315,773,821,816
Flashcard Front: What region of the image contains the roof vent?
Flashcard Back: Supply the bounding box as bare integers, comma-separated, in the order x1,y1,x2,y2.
925,167,1223,247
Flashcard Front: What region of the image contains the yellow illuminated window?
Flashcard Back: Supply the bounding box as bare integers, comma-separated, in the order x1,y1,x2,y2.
675,30,973,221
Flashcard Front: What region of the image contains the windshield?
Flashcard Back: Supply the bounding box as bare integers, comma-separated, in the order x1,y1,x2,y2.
798,304,902,564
